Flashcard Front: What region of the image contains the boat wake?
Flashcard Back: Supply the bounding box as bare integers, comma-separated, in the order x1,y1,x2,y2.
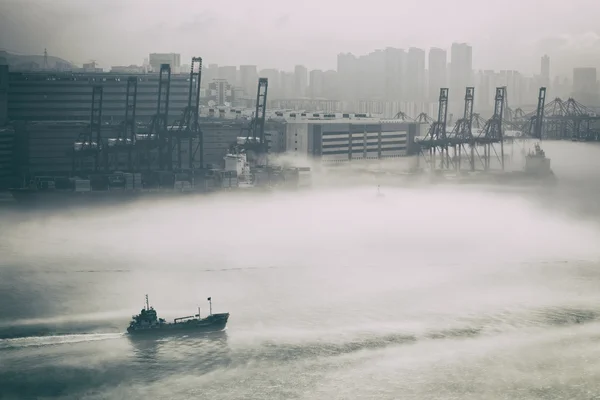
0,332,124,350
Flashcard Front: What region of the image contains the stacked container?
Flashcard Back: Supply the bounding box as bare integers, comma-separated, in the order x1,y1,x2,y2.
74,179,91,192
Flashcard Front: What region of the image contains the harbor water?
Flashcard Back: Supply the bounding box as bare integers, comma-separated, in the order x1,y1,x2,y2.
2,141,600,399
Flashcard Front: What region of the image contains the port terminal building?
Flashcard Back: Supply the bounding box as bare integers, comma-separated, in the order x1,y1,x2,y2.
267,114,425,163
0,67,426,187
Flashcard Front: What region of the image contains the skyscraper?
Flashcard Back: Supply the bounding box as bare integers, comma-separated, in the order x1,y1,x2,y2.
450,43,473,112
337,53,358,100
428,48,447,102
572,67,599,106
294,65,308,98
309,69,324,98
541,55,550,87
239,65,258,96
218,66,237,87
384,47,406,101
406,47,426,102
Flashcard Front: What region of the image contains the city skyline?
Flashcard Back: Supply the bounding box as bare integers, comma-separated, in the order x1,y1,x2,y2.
2,0,600,77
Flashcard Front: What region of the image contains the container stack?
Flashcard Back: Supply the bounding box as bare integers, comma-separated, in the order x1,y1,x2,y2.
74,179,91,192
133,173,142,189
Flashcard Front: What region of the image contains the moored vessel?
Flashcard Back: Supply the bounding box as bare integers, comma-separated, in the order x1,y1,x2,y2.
127,295,229,336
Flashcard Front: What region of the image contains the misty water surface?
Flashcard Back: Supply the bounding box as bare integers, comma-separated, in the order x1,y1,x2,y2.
1,142,600,399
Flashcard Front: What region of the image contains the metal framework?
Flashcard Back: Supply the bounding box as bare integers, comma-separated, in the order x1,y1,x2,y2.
393,111,414,122
72,85,103,174
508,90,600,141
450,87,475,170
248,77,269,145
531,87,546,139
135,64,171,170
106,76,137,171
171,57,203,170
417,87,510,172
478,87,506,170
540,97,600,141
416,88,449,169
230,78,270,165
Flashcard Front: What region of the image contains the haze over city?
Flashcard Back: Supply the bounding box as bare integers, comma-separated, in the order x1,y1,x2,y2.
5,1,600,399
2,0,600,76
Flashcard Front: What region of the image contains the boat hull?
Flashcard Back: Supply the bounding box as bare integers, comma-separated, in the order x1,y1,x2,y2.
127,313,229,337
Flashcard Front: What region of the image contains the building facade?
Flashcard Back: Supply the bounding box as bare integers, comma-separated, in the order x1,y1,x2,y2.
428,48,447,102
572,67,599,106
282,117,418,162
207,79,234,106
7,71,195,122
148,53,181,73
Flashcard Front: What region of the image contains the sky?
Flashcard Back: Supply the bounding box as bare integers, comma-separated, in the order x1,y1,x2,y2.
1,0,600,77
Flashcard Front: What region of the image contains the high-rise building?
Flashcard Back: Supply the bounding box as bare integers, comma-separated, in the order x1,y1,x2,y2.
428,48,447,102
357,50,385,100
309,69,324,98
322,70,338,99
207,79,234,106
294,65,308,98
450,43,473,112
259,68,280,99
572,67,599,106
337,53,358,100
218,66,237,87
203,64,219,88
280,71,295,99
406,47,426,102
497,70,523,107
384,48,406,101
239,65,258,97
541,55,550,87
149,53,181,73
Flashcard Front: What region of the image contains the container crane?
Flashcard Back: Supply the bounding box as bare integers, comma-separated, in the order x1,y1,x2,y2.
71,85,103,174
172,57,203,170
106,76,137,171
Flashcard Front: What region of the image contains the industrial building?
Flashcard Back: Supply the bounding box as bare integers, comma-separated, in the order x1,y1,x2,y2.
0,67,254,183
7,71,194,122
280,115,422,162
7,119,244,178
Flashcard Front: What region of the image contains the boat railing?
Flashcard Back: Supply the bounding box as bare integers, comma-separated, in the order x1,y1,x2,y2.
174,314,200,323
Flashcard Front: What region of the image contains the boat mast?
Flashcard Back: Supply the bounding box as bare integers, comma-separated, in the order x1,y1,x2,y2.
145,294,149,311
208,297,212,315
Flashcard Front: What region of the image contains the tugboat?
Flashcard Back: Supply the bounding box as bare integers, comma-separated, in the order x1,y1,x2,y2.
127,295,229,336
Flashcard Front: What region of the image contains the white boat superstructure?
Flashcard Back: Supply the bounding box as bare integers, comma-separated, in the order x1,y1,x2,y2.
224,152,255,188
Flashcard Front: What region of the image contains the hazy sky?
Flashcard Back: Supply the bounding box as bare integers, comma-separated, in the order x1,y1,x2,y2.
1,0,600,77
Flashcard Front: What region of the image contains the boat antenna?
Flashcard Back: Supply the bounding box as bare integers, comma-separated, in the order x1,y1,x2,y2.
207,297,212,315
145,294,149,311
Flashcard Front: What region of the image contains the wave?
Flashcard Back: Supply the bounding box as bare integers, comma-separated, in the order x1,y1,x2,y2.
0,332,124,350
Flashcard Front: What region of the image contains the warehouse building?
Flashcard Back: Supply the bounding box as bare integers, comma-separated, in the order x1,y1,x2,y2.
7,71,195,122
281,116,422,162
8,120,243,177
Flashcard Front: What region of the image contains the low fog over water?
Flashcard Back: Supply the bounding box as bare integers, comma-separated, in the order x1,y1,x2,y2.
2,142,600,399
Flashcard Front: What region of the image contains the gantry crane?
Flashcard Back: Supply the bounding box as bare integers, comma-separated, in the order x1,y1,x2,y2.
135,64,171,170
476,87,506,170
105,76,137,171
231,78,269,166
530,87,546,140
171,57,203,170
450,87,475,170
72,85,103,174
417,88,449,170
